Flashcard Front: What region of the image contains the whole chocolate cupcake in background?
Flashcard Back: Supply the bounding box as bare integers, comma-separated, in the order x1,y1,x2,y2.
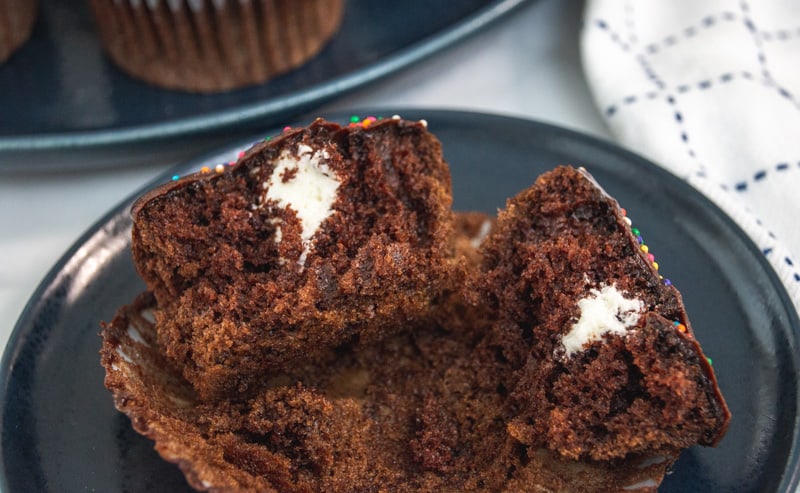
0,0,37,63
87,0,345,93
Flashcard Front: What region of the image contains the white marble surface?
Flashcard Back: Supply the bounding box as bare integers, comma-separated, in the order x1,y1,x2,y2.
0,0,611,352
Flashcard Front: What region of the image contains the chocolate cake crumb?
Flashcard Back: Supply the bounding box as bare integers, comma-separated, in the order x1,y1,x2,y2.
479,166,730,461
102,220,678,491
102,121,730,491
131,118,455,401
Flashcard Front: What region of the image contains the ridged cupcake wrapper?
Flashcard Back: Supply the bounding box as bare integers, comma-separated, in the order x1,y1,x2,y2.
89,0,344,92
0,0,37,63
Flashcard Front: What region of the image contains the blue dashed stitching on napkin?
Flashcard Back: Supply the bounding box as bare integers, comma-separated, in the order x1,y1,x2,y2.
759,27,800,41
731,161,796,192
762,250,800,283
605,72,740,115
594,19,631,52
739,2,770,79
643,11,739,55
588,12,800,284
664,94,701,163
737,0,800,113
637,54,665,88
602,70,800,117
623,1,638,44
595,5,800,117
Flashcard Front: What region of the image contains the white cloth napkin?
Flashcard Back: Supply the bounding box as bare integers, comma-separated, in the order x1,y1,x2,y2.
581,0,800,313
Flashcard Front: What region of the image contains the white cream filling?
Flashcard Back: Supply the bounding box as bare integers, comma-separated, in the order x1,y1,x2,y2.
263,144,339,266
562,284,644,356
622,478,660,490
115,347,134,364
141,309,156,324
126,326,148,346
169,394,194,408
636,455,668,469
469,219,493,249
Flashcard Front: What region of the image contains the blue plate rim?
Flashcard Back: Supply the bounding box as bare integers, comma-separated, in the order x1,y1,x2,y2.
0,0,530,153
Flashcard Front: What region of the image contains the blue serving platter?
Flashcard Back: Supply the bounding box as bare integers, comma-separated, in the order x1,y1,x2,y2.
0,0,530,171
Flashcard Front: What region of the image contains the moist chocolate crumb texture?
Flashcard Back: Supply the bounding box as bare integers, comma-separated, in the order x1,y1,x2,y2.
478,166,730,462
131,117,455,401
105,118,730,492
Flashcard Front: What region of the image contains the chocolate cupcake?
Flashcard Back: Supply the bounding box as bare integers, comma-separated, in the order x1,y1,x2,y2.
0,0,37,63
87,0,345,92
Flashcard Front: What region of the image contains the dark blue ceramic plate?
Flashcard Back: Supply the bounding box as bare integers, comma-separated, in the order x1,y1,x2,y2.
0,0,530,171
1,110,798,492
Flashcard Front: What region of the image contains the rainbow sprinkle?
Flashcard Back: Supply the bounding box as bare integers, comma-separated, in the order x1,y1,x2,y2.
621,208,668,284
164,114,425,184
348,115,380,128
673,320,689,335
622,208,702,345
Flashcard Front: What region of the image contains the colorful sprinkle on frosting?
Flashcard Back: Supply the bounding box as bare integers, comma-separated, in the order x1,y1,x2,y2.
620,207,667,284
620,206,704,344
164,115,429,183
